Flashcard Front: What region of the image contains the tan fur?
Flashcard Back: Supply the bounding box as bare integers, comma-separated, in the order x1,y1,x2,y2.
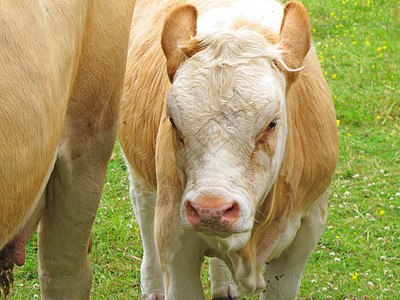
120,0,338,297
161,4,198,82
241,45,338,276
118,0,225,187
0,0,135,297
278,1,311,86
279,1,311,67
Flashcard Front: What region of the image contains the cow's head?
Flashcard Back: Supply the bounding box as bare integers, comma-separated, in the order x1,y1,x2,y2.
161,2,310,235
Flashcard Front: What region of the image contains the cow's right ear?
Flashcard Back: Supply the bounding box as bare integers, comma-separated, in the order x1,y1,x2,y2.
161,4,198,83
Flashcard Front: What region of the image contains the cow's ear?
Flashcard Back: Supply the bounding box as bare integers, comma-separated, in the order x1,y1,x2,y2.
277,1,311,80
161,4,198,83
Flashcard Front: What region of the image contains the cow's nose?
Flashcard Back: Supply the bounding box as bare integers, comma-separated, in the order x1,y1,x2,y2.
185,198,239,231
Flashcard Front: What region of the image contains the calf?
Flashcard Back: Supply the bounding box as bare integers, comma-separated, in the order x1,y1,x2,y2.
119,0,338,299
0,1,135,298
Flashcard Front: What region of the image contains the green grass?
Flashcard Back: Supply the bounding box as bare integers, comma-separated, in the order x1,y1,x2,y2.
9,0,400,298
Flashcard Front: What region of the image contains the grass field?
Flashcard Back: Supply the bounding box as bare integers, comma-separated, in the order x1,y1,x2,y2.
9,0,399,299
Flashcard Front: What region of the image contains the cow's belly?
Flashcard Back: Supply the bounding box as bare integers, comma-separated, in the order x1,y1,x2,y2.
0,147,58,249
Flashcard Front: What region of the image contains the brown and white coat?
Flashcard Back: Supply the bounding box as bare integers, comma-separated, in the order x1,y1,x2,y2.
119,0,338,299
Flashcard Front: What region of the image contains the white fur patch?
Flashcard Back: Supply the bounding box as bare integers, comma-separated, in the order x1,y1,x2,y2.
169,21,288,236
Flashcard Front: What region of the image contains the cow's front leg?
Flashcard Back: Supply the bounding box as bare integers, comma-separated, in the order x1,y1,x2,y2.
160,232,205,299
209,257,240,300
127,167,164,300
38,130,115,299
155,204,205,300
36,2,133,298
260,190,329,300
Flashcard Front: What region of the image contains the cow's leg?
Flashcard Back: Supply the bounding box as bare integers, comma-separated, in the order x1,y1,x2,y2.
209,257,240,300
127,166,164,299
260,190,329,300
158,230,205,300
154,117,206,299
154,203,205,298
38,108,122,299
37,2,134,298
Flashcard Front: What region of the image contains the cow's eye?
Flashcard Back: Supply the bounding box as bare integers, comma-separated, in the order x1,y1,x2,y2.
257,119,278,144
266,119,277,131
169,117,184,145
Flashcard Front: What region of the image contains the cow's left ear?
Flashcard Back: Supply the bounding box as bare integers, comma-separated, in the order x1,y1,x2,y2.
277,1,311,81
161,4,198,83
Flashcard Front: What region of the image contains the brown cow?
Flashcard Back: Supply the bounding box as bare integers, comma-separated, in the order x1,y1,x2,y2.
0,1,135,298
119,0,338,299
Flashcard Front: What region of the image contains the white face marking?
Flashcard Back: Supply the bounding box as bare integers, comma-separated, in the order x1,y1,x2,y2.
167,30,288,234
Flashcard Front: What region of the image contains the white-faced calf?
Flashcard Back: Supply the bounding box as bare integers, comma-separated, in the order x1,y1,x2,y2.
119,0,338,299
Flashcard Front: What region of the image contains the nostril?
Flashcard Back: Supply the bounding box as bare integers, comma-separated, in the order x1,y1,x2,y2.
185,199,239,231
185,201,200,226
222,202,239,224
